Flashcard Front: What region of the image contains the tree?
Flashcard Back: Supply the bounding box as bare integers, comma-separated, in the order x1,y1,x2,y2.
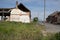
33,17,38,22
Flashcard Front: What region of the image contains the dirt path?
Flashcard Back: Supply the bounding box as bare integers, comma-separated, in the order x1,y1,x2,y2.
45,23,60,33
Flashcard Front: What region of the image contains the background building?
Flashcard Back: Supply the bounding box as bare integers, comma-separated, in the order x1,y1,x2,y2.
0,1,31,23
46,11,60,24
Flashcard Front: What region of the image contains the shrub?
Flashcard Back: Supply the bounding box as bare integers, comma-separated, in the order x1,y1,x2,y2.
54,32,60,40
33,17,38,22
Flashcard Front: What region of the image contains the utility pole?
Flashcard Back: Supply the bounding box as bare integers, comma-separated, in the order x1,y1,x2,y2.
1,9,4,21
44,0,46,25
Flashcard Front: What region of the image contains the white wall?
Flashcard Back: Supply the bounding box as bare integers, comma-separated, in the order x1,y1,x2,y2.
20,15,30,23
0,16,1,20
10,8,30,23
10,15,20,22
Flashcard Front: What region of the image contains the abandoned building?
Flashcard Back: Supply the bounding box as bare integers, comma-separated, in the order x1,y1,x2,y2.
46,11,60,24
0,1,31,23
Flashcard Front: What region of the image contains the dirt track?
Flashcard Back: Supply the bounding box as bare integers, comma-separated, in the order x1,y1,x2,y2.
45,23,60,33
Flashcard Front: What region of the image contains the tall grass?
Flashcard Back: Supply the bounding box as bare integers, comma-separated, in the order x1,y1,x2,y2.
42,32,60,40
0,21,44,40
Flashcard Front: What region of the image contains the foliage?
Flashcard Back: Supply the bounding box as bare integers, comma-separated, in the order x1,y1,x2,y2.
33,17,38,22
54,32,60,40
42,32,60,40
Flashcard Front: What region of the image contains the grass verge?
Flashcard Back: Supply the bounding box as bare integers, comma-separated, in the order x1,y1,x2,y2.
0,21,44,40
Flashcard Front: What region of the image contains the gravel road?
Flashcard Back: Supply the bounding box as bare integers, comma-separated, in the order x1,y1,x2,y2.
45,23,60,33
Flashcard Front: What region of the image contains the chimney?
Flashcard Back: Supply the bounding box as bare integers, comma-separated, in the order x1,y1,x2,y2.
16,1,18,8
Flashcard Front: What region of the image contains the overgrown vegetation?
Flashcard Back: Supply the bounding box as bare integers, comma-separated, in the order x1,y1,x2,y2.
0,21,60,40
0,21,44,40
42,32,60,40
33,17,38,22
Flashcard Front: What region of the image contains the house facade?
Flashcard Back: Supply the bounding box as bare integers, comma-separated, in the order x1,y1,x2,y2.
0,1,31,23
46,11,60,24
10,8,30,23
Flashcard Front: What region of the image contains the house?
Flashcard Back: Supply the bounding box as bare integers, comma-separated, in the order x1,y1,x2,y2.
0,1,31,23
46,11,60,24
0,8,13,21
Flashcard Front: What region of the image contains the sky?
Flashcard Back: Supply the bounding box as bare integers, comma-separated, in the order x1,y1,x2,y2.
0,0,60,21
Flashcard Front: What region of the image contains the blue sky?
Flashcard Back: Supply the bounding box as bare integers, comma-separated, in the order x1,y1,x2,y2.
0,0,60,21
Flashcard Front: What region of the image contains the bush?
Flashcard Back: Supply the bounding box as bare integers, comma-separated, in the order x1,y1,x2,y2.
54,32,60,40
33,17,38,22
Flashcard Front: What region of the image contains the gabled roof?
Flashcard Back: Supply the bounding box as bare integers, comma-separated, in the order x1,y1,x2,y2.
0,3,30,12
18,3,30,12
49,11,60,16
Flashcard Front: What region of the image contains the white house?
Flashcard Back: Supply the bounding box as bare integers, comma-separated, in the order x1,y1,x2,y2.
10,1,31,23
0,1,31,23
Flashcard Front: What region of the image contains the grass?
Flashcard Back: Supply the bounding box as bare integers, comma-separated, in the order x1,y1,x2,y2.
0,21,60,40
0,21,44,40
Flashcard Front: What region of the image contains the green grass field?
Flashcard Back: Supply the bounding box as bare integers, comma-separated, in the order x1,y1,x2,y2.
0,21,60,40
0,21,44,40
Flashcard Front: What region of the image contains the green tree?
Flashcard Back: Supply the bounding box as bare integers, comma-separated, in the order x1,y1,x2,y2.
33,17,38,22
